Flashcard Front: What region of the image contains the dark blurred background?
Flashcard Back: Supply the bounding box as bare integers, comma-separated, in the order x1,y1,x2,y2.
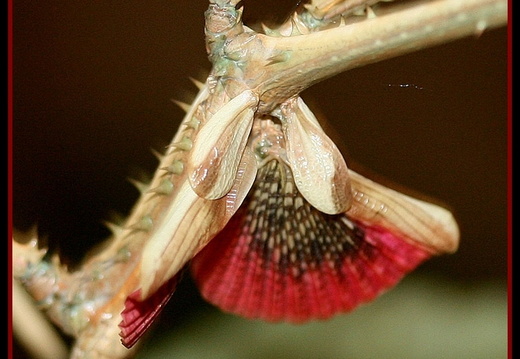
12,1,508,358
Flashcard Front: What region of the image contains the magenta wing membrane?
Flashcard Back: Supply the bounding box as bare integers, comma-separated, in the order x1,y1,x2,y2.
192,219,430,322
119,273,182,348
191,159,455,322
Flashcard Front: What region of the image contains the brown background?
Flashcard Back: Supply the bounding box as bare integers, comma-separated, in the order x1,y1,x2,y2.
12,1,508,358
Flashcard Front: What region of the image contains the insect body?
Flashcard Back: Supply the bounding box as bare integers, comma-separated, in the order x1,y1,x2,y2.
16,0,508,357
119,71,458,347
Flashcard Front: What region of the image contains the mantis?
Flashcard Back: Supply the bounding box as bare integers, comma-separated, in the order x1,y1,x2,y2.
12,0,507,358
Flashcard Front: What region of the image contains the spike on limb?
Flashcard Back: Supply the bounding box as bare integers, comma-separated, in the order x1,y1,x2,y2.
127,178,149,195
171,99,192,113
170,137,193,152
147,179,174,196
102,220,124,237
366,6,376,19
161,160,184,175
150,148,164,162
339,15,346,27
278,22,294,37
475,19,488,37
189,77,205,90
184,118,201,131
266,52,290,66
127,215,153,232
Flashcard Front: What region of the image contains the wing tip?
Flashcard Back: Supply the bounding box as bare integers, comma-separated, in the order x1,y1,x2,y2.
119,275,180,348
